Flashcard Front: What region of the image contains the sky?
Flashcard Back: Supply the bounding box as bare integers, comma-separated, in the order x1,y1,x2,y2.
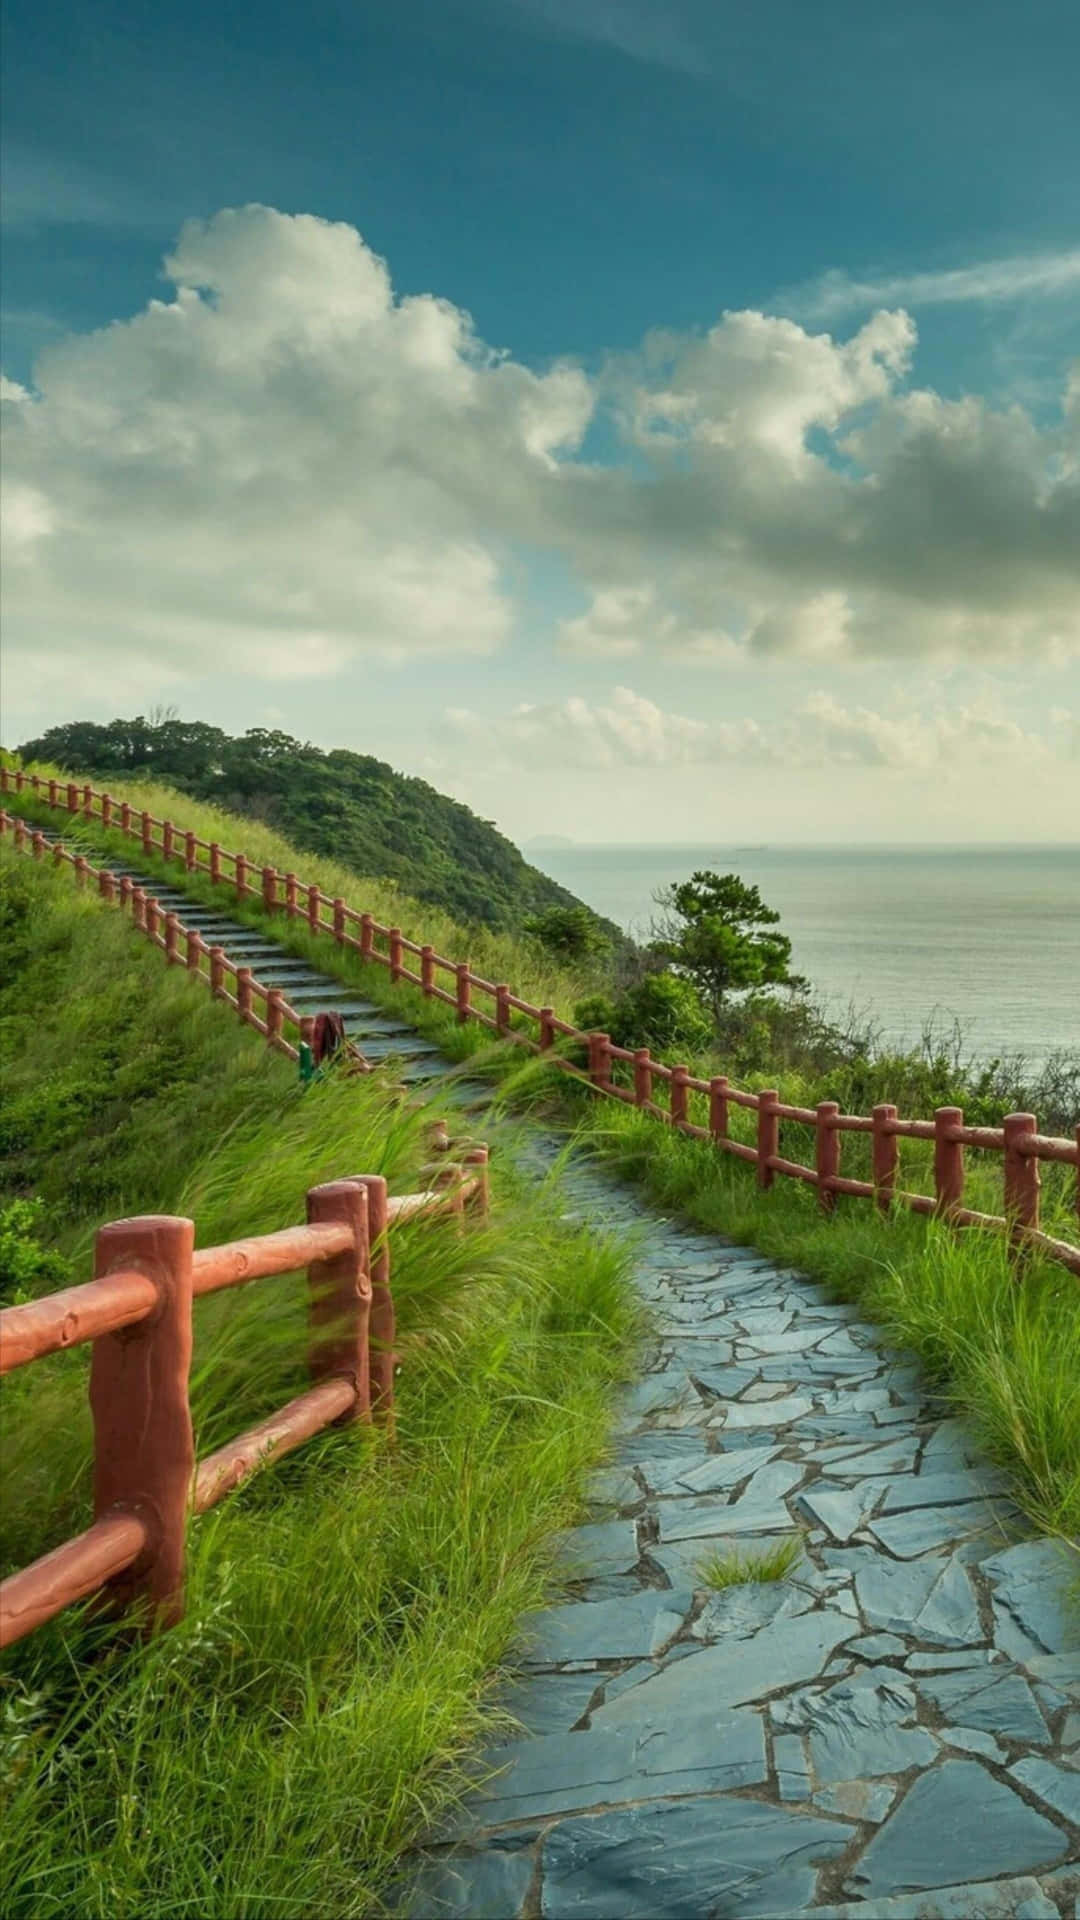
2,0,1079,845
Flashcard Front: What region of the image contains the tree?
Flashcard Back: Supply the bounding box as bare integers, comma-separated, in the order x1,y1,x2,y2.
650,871,806,1019
523,904,611,964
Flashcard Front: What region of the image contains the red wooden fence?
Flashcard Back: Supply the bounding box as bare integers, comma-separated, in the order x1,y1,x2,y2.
0,1137,490,1649
2,766,1077,1279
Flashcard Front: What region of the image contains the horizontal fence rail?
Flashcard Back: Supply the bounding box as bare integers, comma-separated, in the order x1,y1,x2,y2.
0,1135,490,1649
3,767,1078,1281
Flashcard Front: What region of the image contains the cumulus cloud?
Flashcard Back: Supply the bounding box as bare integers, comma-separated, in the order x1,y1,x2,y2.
438,686,1070,776
3,204,1079,706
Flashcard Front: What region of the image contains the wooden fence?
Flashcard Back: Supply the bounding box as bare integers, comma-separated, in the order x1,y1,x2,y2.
2,766,1078,1279
0,1136,490,1649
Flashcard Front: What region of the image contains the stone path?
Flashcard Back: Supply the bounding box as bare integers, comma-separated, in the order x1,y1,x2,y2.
405,1148,1080,1919
68,843,1080,1917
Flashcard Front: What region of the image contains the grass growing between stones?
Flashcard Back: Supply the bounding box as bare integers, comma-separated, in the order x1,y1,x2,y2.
697,1537,804,1590
0,852,641,1918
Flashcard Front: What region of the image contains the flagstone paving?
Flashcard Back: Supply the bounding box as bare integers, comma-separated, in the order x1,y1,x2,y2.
66,845,1078,1918
403,1147,1080,1918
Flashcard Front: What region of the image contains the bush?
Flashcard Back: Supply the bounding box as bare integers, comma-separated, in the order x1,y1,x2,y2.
574,970,712,1056
0,1199,70,1306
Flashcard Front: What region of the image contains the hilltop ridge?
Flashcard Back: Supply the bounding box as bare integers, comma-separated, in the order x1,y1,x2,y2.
15,716,624,941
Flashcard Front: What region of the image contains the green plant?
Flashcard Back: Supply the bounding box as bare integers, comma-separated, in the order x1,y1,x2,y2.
651,870,807,1018
524,904,611,964
0,1201,70,1306
696,1536,804,1589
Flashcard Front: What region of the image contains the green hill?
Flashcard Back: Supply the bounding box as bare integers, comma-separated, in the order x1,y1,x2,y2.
15,715,623,940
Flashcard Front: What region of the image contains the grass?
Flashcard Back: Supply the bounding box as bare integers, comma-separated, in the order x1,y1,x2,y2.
696,1536,804,1590
10,786,1078,1551
0,851,641,1917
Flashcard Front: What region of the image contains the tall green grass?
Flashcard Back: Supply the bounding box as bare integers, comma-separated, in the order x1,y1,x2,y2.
0,852,640,1916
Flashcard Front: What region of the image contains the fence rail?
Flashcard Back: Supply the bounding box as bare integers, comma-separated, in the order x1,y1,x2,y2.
3,766,1078,1279
0,1137,490,1649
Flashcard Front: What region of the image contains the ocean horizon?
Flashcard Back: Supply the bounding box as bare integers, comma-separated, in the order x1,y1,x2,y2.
527,841,1080,1072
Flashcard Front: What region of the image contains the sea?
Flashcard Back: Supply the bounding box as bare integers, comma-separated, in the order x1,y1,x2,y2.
528,844,1080,1071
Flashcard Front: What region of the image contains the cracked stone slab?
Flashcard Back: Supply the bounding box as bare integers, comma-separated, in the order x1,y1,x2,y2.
717,1395,814,1429
847,1759,1068,1899
983,1539,1080,1657
941,1725,1009,1763
640,1442,779,1496
402,1846,534,1917
774,1731,813,1801
593,1608,855,1727
866,1499,1005,1559
553,1521,641,1577
881,1468,1011,1511
515,1590,694,1666
855,1551,983,1647
771,1669,938,1783
538,1797,854,1918
466,1706,768,1826
847,1633,907,1660
1009,1755,1080,1826
797,1480,889,1544
690,1582,813,1641
810,1874,1063,1919
916,1666,1050,1745
498,1672,601,1737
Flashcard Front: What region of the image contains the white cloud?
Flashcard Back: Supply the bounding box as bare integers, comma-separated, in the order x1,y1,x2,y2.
784,248,1080,319
438,687,1070,776
3,205,1079,715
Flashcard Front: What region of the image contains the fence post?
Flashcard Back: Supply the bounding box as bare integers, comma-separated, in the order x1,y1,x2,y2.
147,898,164,945
67,782,79,814
670,1064,690,1126
101,793,113,830
48,778,59,807
53,839,65,870
209,947,226,997
164,913,181,964
934,1107,964,1218
119,800,131,836
266,988,285,1047
421,946,435,996
119,875,133,911
709,1074,729,1143
815,1101,841,1214
389,928,403,981
456,963,472,1024
82,783,94,822
285,872,298,917
872,1103,898,1211
74,856,89,890
634,1048,653,1107
236,967,253,1024
89,1214,195,1629
353,1175,393,1432
99,868,116,904
360,912,374,959
141,810,153,854
757,1089,780,1189
162,820,174,861
31,830,44,862
307,884,321,932
539,1006,555,1050
1002,1112,1040,1255
463,1145,490,1215
587,1032,609,1090
307,1179,372,1422
185,831,197,873
209,842,221,884
235,854,248,901
13,817,26,852
186,929,204,975
262,865,278,913
496,984,511,1036
334,898,347,944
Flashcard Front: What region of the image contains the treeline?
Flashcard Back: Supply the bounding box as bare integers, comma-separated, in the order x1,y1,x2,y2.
17,715,625,941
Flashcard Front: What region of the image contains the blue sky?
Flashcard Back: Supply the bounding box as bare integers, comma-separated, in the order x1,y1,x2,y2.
2,0,1079,841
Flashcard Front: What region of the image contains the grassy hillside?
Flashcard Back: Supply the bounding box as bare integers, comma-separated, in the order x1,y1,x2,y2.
15,716,626,940
0,851,638,1917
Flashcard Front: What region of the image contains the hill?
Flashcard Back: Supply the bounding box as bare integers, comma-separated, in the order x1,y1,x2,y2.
15,715,624,940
